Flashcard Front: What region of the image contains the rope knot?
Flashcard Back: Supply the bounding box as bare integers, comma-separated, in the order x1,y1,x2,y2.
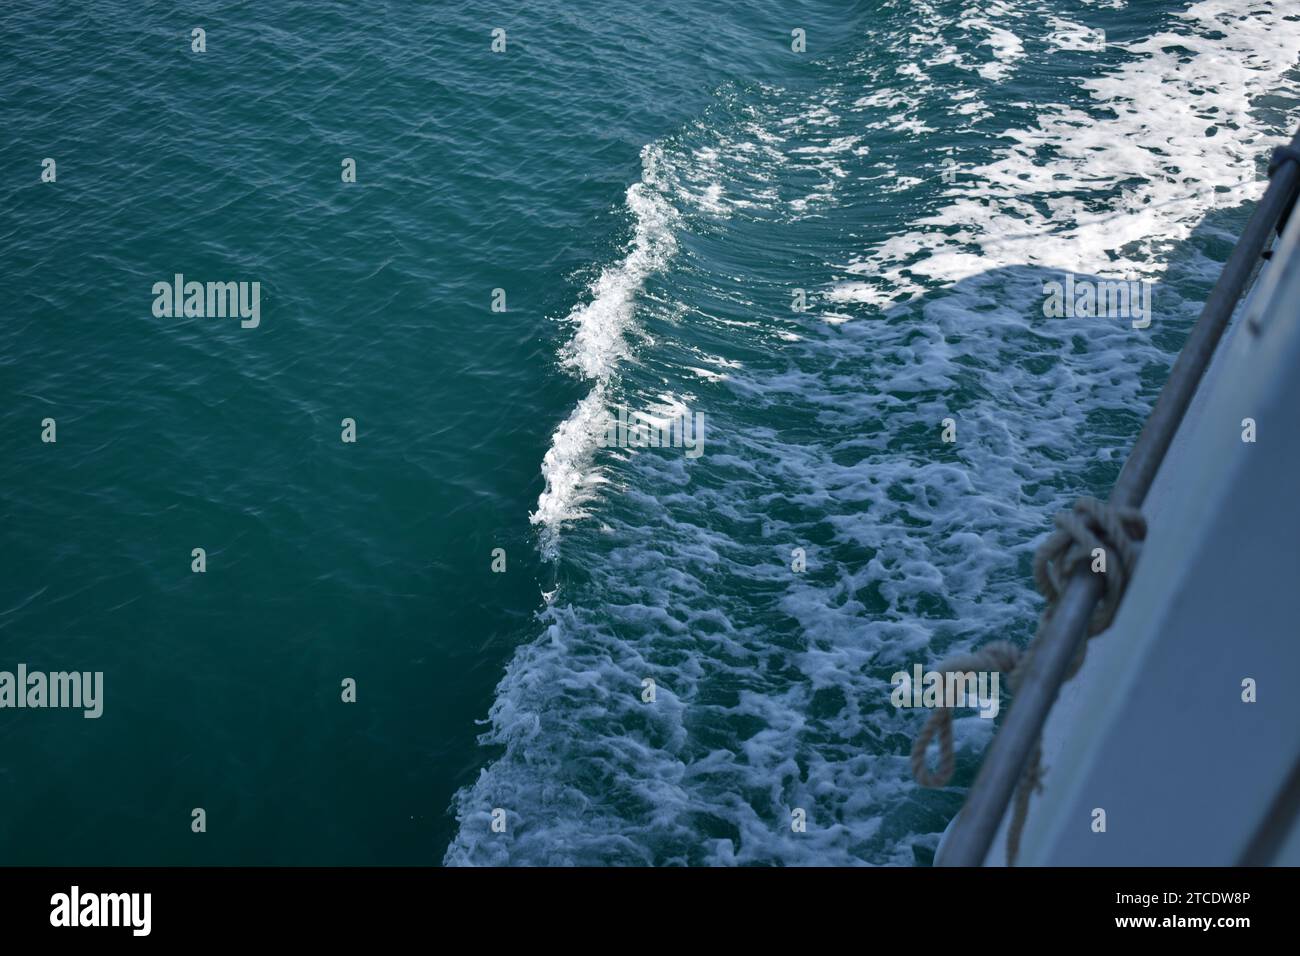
1033,496,1146,640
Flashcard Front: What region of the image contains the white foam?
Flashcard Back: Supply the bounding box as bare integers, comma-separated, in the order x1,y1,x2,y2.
842,0,1300,308
1045,16,1106,52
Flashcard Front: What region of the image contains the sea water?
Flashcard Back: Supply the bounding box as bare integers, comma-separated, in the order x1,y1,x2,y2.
2,0,1297,866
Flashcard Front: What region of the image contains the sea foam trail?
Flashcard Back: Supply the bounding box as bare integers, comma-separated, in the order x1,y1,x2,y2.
448,1,1300,866
530,146,677,559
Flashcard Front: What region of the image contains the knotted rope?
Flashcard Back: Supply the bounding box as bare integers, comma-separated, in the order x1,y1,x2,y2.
910,496,1146,864
1035,496,1147,655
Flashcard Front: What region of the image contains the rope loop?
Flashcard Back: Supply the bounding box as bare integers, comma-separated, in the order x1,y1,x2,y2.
909,641,1022,788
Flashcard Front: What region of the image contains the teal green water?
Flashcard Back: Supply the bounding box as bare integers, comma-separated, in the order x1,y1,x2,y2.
2,1,1298,865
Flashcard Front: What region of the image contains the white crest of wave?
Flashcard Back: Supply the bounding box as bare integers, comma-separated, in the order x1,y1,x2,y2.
530,385,611,558
558,175,677,380
530,145,679,556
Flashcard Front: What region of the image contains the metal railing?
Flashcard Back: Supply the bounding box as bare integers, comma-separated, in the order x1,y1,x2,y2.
937,125,1300,867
